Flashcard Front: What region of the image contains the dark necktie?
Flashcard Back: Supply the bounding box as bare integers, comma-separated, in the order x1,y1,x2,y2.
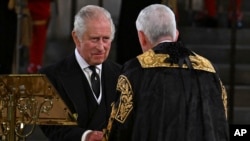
89,66,100,98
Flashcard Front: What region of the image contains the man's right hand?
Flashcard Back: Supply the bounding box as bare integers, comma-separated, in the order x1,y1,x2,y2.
86,131,103,141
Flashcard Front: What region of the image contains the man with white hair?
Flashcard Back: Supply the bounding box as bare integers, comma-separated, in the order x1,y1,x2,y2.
104,4,229,141
40,5,121,141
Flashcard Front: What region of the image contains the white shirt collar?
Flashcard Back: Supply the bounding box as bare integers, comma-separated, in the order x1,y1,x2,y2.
75,48,102,104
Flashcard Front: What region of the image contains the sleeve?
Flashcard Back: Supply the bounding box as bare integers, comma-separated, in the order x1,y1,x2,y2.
103,75,134,141
40,125,84,141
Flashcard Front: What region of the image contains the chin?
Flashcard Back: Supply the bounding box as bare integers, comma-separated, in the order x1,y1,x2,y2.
93,59,105,65
96,56,107,61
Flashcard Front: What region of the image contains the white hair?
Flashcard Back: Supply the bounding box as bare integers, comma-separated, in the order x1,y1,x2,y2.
73,5,115,40
136,4,177,44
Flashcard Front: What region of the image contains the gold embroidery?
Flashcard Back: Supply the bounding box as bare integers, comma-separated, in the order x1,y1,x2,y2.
220,80,228,119
137,49,216,73
68,113,78,121
102,76,133,140
102,102,117,141
190,53,216,73
115,75,133,123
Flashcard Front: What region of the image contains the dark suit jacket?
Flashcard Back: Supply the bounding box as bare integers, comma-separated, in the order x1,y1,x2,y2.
39,53,121,141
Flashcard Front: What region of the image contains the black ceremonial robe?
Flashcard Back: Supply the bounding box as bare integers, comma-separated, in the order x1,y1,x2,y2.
105,42,229,141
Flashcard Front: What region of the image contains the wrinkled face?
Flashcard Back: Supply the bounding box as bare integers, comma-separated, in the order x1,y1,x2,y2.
72,18,112,65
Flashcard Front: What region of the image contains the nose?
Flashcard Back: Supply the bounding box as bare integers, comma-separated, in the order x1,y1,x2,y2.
96,39,106,50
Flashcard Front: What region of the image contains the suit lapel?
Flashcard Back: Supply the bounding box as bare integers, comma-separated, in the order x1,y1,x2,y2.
56,56,119,128
58,54,92,125
87,62,119,129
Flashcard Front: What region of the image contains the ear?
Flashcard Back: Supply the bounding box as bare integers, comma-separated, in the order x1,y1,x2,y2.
137,31,148,52
174,30,179,41
138,31,145,46
72,31,81,47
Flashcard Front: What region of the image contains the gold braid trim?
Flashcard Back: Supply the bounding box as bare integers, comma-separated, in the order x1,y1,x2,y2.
220,80,228,119
102,102,117,141
137,49,216,73
102,75,133,141
115,75,133,123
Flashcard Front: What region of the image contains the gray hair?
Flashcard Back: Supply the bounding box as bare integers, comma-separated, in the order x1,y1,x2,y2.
136,4,177,44
73,5,115,40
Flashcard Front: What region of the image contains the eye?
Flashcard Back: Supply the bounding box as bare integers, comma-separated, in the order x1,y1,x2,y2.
103,37,110,43
91,38,99,42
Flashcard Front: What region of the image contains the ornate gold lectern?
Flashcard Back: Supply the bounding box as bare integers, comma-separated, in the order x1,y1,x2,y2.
0,74,77,141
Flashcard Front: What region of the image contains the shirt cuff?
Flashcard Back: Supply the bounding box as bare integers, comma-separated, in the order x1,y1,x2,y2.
81,130,92,141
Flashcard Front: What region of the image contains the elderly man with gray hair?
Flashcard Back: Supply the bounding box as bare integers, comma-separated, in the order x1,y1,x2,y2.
39,5,121,141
